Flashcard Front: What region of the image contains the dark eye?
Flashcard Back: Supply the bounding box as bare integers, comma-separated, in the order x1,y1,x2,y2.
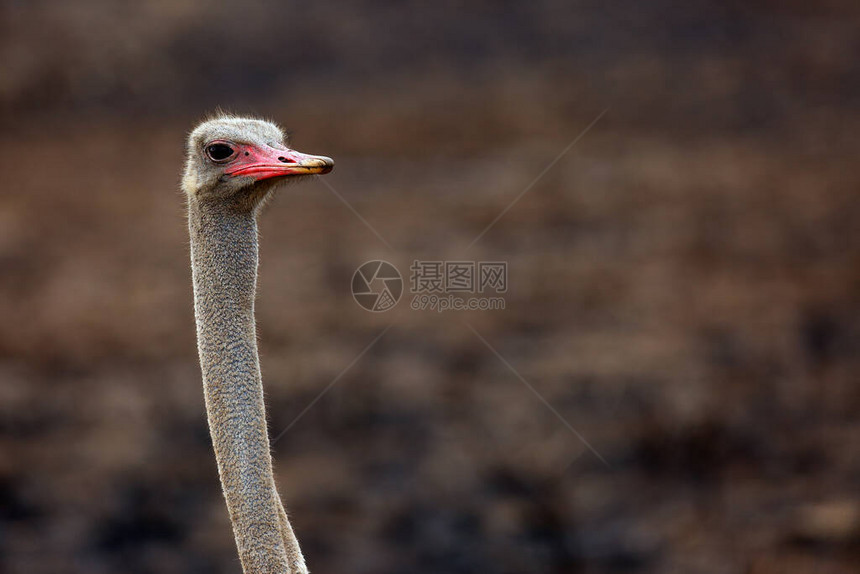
206,143,235,162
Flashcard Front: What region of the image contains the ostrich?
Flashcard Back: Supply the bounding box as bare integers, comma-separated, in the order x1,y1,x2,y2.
182,115,333,573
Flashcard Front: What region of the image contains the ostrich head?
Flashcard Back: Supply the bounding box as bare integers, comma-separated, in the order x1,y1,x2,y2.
182,115,333,210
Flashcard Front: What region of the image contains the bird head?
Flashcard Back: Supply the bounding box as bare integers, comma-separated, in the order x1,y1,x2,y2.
182,115,333,210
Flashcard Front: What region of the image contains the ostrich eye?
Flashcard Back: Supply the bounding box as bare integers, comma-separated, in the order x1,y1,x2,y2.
206,143,235,162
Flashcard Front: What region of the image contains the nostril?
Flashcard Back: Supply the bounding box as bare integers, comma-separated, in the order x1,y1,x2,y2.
278,156,288,163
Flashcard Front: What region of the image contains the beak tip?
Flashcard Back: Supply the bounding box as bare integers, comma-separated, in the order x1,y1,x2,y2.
302,155,334,175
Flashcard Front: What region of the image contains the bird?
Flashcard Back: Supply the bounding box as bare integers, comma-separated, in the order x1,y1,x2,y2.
182,114,333,573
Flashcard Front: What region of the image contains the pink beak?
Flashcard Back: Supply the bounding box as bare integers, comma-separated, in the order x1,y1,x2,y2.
226,143,334,181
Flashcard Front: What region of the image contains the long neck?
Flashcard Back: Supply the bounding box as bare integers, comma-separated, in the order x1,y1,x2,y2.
188,199,298,573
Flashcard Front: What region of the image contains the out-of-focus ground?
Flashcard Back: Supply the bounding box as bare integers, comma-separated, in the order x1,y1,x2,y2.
1,1,859,573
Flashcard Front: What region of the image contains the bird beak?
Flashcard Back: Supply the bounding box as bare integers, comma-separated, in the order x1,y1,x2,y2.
226,145,334,181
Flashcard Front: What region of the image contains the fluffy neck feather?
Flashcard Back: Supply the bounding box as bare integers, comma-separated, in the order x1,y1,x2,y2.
188,197,306,573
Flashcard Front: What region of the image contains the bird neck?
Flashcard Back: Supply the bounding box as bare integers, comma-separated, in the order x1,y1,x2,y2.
187,198,296,572
188,200,259,311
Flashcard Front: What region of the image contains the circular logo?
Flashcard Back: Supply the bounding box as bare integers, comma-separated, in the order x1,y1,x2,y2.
351,260,403,312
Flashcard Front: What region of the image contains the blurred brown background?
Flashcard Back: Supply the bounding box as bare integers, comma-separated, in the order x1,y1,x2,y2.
1,1,859,573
